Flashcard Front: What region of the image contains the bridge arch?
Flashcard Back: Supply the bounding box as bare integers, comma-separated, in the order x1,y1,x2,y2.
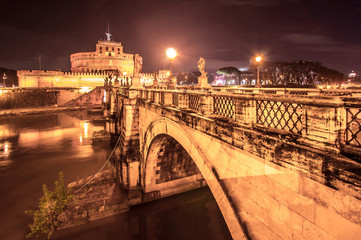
140,117,247,240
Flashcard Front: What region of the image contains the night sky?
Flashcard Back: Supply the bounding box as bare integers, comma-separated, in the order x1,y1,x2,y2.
1,0,360,74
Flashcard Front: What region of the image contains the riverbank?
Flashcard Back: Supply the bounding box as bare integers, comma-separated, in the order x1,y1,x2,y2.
0,105,102,117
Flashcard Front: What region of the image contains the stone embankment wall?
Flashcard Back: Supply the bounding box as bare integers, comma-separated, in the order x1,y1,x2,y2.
59,170,141,229
0,87,104,109
63,87,104,107
0,89,57,109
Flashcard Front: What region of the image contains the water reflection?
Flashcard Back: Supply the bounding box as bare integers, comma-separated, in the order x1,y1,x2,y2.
0,111,112,240
53,188,232,240
0,113,105,169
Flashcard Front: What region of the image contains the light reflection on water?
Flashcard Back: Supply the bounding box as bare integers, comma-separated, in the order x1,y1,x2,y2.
0,111,113,240
0,114,105,168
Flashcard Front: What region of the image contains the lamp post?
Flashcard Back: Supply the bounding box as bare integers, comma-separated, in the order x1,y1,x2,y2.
166,48,177,76
255,56,262,88
2,72,6,88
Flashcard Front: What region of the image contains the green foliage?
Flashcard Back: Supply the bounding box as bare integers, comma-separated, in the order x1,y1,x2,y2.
25,172,73,239
262,61,345,86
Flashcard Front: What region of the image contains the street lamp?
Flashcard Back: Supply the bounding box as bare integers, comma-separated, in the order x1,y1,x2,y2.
166,48,177,76
2,72,7,88
255,56,262,88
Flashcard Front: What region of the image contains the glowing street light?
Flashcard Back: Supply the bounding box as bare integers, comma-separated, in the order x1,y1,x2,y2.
255,56,262,88
2,72,7,88
166,48,177,76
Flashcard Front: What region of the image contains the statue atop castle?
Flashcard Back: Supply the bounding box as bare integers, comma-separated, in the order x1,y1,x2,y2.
105,21,112,41
134,54,143,77
105,32,112,42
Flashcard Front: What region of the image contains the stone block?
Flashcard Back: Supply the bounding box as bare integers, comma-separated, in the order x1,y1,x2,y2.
234,177,259,203
244,174,274,198
298,174,361,225
302,219,337,240
267,172,299,192
266,198,303,235
314,205,361,240
244,197,269,225
240,210,278,240
264,214,305,240
273,181,315,222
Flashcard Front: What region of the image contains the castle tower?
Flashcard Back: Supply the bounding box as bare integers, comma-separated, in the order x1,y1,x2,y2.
70,31,135,76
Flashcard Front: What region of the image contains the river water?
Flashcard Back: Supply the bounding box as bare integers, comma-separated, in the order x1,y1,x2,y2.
0,110,232,240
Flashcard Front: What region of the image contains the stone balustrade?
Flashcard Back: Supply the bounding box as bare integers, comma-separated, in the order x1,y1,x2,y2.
128,87,361,155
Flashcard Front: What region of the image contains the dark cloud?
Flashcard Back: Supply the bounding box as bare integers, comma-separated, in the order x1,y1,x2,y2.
281,33,339,46
213,0,297,6
281,33,361,56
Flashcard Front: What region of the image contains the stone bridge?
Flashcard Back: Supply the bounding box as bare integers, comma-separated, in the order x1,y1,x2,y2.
104,80,361,240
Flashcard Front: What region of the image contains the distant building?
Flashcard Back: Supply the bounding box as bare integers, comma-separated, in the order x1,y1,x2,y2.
239,71,256,85
141,70,171,86
348,70,357,79
18,32,138,88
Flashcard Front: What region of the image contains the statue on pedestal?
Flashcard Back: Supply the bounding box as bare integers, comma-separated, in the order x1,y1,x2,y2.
198,57,207,77
197,57,210,88
153,71,159,86
134,54,143,77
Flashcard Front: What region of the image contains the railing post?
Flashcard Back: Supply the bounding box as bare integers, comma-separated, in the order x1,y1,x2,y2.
178,92,188,109
302,96,344,153
235,96,256,126
164,91,172,106
172,92,179,107
201,92,213,116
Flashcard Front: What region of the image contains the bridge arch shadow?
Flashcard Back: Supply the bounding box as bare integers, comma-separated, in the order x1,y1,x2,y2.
140,117,248,240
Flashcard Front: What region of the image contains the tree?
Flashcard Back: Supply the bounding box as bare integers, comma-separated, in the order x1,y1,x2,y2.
216,66,240,76
25,172,73,239
262,61,345,86
216,67,241,85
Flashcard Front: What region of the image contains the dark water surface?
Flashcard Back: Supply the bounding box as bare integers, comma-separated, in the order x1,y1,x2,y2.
0,111,232,240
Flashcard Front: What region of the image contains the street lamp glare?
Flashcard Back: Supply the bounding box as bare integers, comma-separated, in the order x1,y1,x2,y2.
166,48,177,59
256,56,262,62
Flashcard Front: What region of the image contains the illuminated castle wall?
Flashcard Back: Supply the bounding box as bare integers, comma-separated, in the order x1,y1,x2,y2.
70,40,134,74
18,36,136,88
17,70,108,88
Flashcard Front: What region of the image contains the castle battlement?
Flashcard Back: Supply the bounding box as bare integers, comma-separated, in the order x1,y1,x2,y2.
18,34,138,88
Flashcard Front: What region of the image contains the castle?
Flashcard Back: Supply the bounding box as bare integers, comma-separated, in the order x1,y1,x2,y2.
17,33,136,88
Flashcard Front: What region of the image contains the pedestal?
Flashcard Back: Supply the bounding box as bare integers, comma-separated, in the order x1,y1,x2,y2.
198,75,210,88
132,76,141,87
167,76,177,89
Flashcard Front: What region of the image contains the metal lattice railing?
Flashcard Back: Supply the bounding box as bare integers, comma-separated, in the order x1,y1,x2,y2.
160,92,165,104
256,100,303,134
172,93,179,107
213,96,235,118
346,108,361,147
188,95,200,110
151,92,155,102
